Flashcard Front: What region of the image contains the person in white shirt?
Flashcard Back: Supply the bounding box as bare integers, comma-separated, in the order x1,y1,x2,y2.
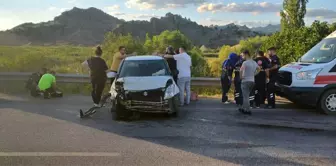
163,47,192,106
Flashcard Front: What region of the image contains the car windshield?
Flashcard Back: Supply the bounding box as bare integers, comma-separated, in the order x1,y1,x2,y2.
299,38,336,63
119,60,170,77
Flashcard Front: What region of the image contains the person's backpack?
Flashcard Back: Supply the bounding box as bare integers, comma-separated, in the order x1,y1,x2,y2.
185,91,199,101
25,73,40,90
191,92,198,101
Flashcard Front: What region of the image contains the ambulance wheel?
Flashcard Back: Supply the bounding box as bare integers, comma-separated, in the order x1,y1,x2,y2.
319,89,336,115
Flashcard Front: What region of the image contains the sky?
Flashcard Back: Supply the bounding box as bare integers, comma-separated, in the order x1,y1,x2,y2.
0,0,335,30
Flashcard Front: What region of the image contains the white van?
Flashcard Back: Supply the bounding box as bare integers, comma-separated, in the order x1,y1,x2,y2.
276,30,336,115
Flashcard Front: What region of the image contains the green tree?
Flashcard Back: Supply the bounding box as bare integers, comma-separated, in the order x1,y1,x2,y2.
218,45,241,60
238,36,269,57
102,32,145,61
330,23,336,32
210,36,268,77
145,30,193,53
189,47,212,77
280,0,309,31
262,21,334,65
144,33,154,53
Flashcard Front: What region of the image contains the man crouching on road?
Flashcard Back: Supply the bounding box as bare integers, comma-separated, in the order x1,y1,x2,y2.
239,50,260,115
38,71,60,99
163,46,192,106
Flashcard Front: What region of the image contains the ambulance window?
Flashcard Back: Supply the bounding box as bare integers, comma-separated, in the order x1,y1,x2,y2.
300,38,336,63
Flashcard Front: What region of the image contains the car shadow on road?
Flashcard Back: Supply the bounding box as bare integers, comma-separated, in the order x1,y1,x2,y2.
0,94,332,165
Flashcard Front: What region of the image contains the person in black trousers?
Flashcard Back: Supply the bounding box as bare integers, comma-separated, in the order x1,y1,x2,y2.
82,46,109,107
234,55,244,106
165,46,178,83
254,51,270,108
266,47,281,109
221,53,239,104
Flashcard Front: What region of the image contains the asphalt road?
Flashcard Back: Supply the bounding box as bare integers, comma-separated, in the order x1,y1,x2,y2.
0,94,336,166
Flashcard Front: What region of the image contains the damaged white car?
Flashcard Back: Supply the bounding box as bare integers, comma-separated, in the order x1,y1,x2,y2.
109,55,180,120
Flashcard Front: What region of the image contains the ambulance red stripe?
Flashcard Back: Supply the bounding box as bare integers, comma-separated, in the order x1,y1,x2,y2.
314,75,336,84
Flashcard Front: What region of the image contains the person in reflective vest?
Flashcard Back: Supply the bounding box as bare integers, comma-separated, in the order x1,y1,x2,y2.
233,55,244,106
266,47,281,109
221,53,239,104
253,50,270,108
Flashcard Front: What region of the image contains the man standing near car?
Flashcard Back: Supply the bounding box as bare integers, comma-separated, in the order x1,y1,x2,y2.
163,46,192,106
99,46,135,105
165,46,178,83
110,46,130,84
240,50,260,115
265,47,281,109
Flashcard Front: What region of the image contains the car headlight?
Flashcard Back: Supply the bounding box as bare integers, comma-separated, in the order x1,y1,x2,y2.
296,68,322,80
164,85,175,100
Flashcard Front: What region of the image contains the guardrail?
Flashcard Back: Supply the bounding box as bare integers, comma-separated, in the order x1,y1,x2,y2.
0,72,221,87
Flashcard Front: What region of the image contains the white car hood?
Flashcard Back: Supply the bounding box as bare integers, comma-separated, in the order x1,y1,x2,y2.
119,76,172,91
280,62,326,73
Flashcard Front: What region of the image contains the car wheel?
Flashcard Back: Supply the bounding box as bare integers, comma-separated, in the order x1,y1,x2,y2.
168,95,180,117
111,99,128,120
319,89,336,115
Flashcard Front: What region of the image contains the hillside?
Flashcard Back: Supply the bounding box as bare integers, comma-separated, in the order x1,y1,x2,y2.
0,7,261,48
251,24,281,35
0,32,30,46
3,7,123,46
112,13,259,48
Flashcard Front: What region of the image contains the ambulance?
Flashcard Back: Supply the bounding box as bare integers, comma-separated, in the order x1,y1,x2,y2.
276,30,336,115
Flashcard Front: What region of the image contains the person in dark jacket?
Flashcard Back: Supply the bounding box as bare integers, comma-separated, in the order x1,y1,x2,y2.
165,46,178,83
221,53,239,103
253,50,270,108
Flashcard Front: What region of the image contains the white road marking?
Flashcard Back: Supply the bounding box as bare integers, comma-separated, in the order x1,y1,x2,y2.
0,152,120,157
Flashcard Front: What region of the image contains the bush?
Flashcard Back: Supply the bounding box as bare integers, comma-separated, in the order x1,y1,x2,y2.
144,30,193,53
261,21,334,65
189,47,212,77
102,32,146,60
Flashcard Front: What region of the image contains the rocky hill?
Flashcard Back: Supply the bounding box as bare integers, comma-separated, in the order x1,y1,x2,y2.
3,7,123,46
0,7,262,48
112,13,260,48
251,24,281,35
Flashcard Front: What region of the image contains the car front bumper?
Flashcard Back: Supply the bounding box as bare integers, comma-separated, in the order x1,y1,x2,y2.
120,99,170,112
275,83,322,106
